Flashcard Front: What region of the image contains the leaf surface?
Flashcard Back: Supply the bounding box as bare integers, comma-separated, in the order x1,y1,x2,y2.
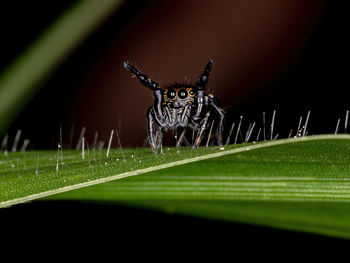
1,135,350,238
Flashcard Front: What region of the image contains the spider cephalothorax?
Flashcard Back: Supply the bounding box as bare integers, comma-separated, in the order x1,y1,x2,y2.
124,59,225,153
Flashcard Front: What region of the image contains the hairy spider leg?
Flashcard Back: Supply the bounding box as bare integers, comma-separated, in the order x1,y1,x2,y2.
176,127,187,147
208,97,225,145
196,59,213,91
182,134,191,146
123,62,159,91
147,108,158,153
194,59,213,119
206,120,215,147
156,127,164,153
176,104,192,146
124,62,165,124
193,111,211,148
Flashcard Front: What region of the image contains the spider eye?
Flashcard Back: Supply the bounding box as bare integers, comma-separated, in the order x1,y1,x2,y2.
167,89,176,99
189,89,194,95
178,89,187,99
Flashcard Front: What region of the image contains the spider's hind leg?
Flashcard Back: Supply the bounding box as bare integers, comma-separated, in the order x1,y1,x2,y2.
176,127,188,147
156,127,164,153
193,111,210,149
214,108,225,146
147,108,158,153
209,95,225,146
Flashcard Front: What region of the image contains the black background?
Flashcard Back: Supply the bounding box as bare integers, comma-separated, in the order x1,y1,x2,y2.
3,0,350,148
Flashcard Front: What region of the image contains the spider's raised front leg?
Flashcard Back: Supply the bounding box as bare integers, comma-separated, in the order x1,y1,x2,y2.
194,59,213,120
124,61,166,124
193,111,210,148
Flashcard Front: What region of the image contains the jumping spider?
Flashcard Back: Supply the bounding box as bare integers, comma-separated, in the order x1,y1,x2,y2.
124,59,225,153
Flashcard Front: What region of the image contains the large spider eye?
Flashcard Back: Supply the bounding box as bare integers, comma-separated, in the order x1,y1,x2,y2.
178,89,187,99
167,89,176,99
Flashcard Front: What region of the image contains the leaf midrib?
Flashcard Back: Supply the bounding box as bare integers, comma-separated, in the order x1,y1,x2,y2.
1,134,349,208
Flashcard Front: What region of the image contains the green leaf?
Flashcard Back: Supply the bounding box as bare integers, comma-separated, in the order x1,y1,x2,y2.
0,0,123,133
1,135,350,239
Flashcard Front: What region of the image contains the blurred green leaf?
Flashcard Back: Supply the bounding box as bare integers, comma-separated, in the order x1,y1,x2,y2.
0,0,123,133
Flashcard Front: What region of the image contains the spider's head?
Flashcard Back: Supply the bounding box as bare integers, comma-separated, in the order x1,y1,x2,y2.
162,83,196,108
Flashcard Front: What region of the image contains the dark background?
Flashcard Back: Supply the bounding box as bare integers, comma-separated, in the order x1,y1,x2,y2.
1,0,349,247
1,200,348,253
3,0,349,149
